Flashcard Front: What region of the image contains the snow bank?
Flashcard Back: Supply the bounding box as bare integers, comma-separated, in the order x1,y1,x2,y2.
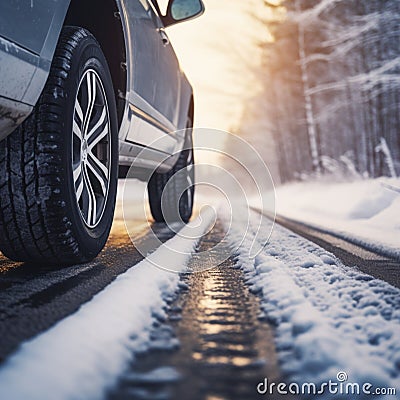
0,209,215,400
275,178,400,259
224,209,400,393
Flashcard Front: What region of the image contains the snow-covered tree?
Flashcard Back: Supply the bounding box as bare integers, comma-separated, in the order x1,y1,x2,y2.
240,0,400,182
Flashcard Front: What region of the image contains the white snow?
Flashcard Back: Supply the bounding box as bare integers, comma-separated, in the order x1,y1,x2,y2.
224,207,400,391
275,178,400,259
0,208,215,400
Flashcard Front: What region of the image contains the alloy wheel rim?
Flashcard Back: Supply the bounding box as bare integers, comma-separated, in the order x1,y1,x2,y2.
72,69,111,228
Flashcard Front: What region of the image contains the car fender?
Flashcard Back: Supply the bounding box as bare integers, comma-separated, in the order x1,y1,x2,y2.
22,1,72,105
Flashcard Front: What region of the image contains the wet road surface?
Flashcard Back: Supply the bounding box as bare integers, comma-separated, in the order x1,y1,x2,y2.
0,204,398,398
109,223,280,400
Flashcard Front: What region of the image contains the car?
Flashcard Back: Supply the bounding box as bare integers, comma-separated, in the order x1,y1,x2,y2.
0,0,204,265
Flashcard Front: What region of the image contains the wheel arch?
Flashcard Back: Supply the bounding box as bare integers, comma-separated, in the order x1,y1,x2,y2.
64,0,127,127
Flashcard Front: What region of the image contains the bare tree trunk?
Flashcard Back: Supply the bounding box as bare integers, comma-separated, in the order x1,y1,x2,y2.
296,0,321,175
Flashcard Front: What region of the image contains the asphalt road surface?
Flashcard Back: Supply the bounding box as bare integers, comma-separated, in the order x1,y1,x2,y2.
0,200,398,399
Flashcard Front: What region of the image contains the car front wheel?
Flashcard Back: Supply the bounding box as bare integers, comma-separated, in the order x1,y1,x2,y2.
0,26,118,265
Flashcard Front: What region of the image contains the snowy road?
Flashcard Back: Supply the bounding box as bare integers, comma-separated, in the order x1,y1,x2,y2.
0,199,398,399
273,214,399,289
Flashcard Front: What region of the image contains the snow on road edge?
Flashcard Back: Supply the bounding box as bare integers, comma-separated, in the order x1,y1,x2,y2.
275,178,400,259
223,208,400,395
0,210,215,400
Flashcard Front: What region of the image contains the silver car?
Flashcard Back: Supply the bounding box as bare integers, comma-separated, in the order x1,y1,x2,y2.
0,0,204,264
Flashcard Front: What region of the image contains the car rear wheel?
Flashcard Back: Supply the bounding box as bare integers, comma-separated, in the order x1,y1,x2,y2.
148,119,195,223
0,26,118,265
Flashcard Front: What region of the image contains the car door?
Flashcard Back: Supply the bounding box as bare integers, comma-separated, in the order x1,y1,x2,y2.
120,0,180,154
120,0,160,110
149,1,181,127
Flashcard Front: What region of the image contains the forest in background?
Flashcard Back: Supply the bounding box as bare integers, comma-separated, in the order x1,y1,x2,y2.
237,0,400,184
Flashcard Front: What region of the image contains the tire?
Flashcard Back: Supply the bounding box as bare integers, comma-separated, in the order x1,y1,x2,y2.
0,26,118,265
148,119,195,223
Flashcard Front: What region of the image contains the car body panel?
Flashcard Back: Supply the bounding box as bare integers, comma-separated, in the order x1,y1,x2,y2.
0,36,37,102
0,96,32,142
0,36,36,141
0,0,70,105
0,0,62,55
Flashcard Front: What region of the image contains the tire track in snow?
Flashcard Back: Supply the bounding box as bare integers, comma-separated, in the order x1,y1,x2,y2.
110,222,281,400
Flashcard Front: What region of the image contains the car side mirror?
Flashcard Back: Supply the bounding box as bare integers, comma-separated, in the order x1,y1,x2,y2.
162,0,205,27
